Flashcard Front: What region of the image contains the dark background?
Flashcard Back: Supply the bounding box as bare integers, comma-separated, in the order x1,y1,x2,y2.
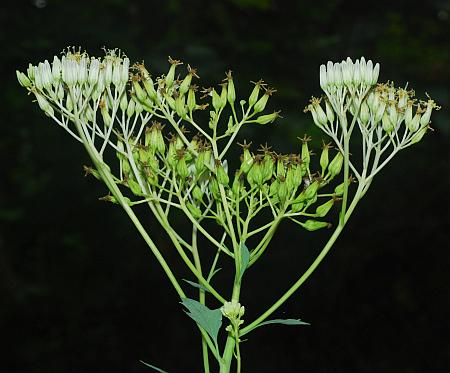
1,1,449,372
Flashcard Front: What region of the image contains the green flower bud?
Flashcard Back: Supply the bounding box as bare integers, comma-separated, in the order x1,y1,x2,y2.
132,79,147,102
262,154,274,182
301,219,330,231
253,92,269,113
382,112,394,133
211,88,221,111
227,72,236,104
127,178,144,196
301,140,310,166
166,56,182,88
165,94,176,111
195,150,207,176
327,152,343,179
126,98,135,117
410,126,428,144
179,74,192,96
256,110,281,124
216,162,229,186
142,78,157,102
420,99,437,127
232,172,243,196
315,199,334,217
408,112,421,132
220,83,228,108
334,182,345,196
187,202,202,219
325,99,335,124
16,71,32,88
176,155,189,180
374,101,386,123
388,103,398,126
187,86,196,112
192,185,204,202
277,177,288,204
314,102,328,126
247,159,263,186
175,95,187,118
166,140,178,169
209,177,220,199
304,180,319,200
320,143,330,177
285,167,296,192
359,101,370,125
291,164,304,188
248,80,263,107
120,92,128,112
269,178,279,196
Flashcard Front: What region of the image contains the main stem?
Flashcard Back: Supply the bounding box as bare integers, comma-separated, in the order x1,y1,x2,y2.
219,277,242,373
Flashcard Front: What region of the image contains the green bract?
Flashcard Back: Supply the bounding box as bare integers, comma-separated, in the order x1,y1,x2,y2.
17,48,439,373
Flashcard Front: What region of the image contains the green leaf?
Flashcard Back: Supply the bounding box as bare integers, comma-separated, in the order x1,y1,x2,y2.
139,360,168,373
246,318,310,333
182,279,209,292
238,242,250,282
181,298,222,347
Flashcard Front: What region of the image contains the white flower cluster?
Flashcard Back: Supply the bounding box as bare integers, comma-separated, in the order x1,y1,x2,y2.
320,57,380,93
16,48,130,117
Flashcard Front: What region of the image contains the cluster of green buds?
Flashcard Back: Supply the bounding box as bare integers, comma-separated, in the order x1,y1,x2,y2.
221,300,245,335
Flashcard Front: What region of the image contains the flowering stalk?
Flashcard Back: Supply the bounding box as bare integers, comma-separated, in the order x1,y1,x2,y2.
18,48,438,373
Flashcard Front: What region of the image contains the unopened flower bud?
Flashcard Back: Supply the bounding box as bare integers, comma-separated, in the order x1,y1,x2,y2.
88,58,100,85
104,59,113,86
320,144,330,176
187,87,196,112
326,61,335,86
256,110,280,124
315,199,334,217
325,99,335,124
132,80,147,102
216,161,229,186
359,101,370,125
304,180,319,200
371,63,380,85
327,152,343,179
16,71,32,88
211,89,221,111
382,112,394,133
319,64,327,90
126,98,135,117
364,60,373,85
187,202,202,219
176,154,189,180
410,125,428,144
301,219,330,231
227,72,236,104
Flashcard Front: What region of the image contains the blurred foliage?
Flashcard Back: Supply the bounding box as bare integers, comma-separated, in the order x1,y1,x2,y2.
1,0,449,372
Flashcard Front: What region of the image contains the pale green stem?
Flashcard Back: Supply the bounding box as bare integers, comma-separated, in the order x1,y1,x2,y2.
192,226,210,373
241,183,365,336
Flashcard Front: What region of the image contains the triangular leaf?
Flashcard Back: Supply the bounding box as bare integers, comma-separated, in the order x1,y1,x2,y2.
238,242,250,282
139,360,168,373
182,279,210,293
181,298,222,347
246,318,309,333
